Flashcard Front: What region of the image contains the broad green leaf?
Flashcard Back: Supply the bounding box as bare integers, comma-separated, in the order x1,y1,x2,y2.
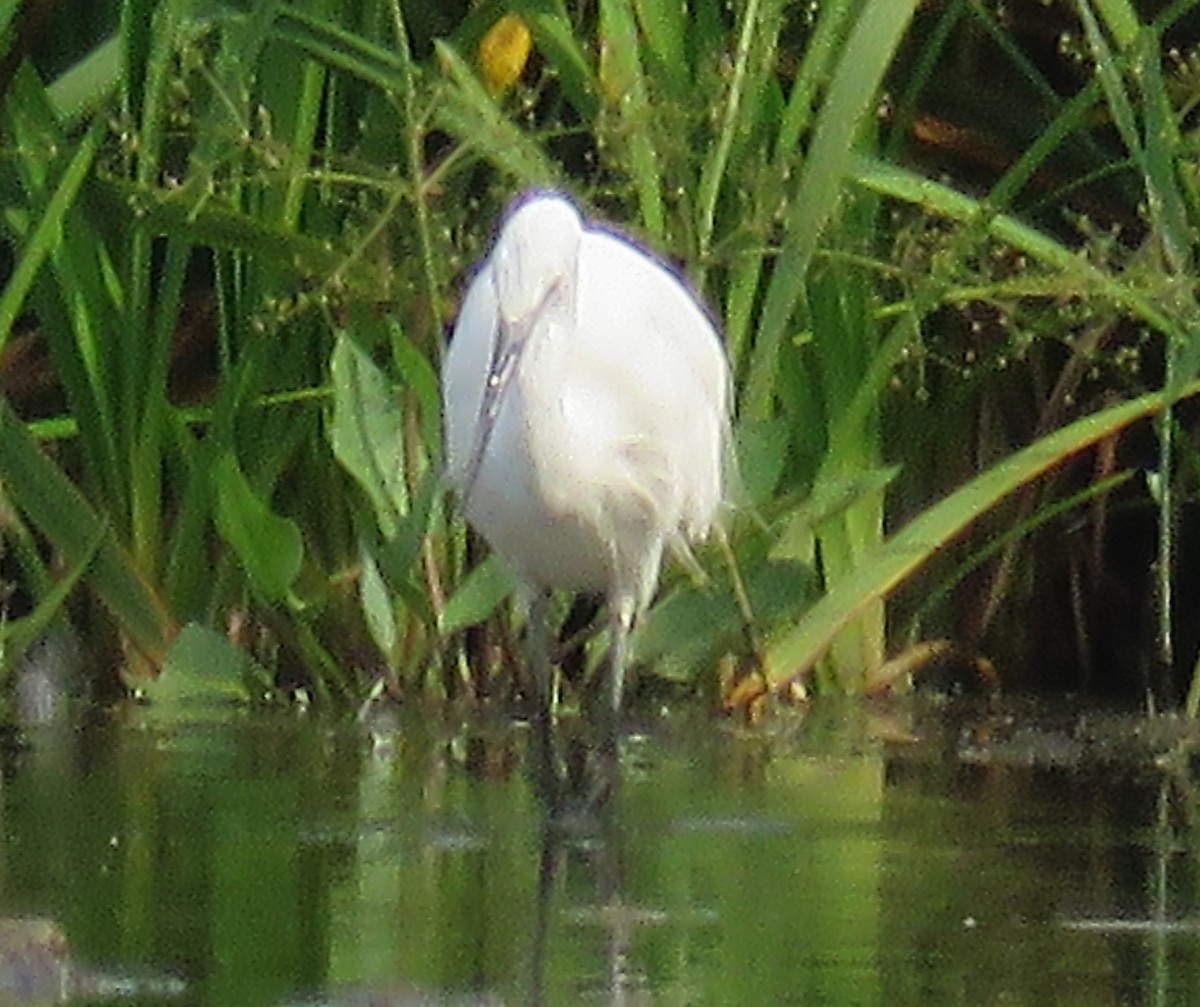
636,557,815,681
141,622,261,712
359,541,398,660
330,333,407,538
440,555,515,636
214,453,304,603
633,587,733,681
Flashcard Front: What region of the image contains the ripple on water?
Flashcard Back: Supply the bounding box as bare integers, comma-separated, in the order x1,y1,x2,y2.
669,815,793,835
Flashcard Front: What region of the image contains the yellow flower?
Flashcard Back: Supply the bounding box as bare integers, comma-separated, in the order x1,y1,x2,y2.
478,13,532,97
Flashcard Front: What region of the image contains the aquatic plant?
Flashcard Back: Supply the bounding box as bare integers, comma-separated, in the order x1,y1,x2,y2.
0,0,1195,712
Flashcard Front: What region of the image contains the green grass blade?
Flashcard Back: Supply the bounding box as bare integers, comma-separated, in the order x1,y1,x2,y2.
764,381,1200,688
598,0,663,238
742,0,919,420
631,0,689,98
0,0,19,48
48,33,123,125
509,0,599,119
433,39,559,189
0,401,173,662
99,179,388,296
901,471,1133,645
775,0,857,163
390,0,445,346
849,154,1177,335
0,527,103,673
359,541,398,661
695,0,778,272
388,317,442,469
0,116,101,355
274,5,408,94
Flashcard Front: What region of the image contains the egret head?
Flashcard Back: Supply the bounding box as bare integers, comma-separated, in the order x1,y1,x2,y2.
491,193,584,331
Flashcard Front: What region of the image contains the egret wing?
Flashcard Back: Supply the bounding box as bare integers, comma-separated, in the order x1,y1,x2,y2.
576,230,730,537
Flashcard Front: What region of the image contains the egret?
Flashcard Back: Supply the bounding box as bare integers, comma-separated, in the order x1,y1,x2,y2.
442,192,730,718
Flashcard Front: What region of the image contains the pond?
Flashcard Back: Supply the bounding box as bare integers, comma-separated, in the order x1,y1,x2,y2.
0,696,1197,1006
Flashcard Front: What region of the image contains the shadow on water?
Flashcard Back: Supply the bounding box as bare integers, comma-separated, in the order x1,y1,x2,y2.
1,696,1200,1004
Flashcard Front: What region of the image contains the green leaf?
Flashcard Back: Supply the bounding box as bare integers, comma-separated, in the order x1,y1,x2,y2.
632,0,690,96
433,39,559,190
849,154,1173,335
0,114,102,355
598,0,664,238
370,472,441,624
765,380,1200,689
734,417,791,505
0,401,172,662
213,453,304,603
273,5,407,95
440,555,515,636
770,467,901,563
95,179,388,299
510,0,600,119
330,333,407,538
635,556,815,682
359,541,398,661
743,0,919,420
142,622,261,712
48,33,123,125
0,0,21,58
388,317,442,470
0,528,103,673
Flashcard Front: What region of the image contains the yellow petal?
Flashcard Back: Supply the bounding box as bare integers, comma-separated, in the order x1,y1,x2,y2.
478,13,533,96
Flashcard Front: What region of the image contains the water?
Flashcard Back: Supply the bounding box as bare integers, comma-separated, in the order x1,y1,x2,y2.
0,698,1197,1006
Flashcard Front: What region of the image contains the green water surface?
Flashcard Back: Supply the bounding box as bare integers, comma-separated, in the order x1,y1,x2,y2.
0,701,1194,1006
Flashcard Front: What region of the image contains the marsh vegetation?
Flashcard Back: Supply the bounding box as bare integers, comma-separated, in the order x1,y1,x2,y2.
0,0,1198,715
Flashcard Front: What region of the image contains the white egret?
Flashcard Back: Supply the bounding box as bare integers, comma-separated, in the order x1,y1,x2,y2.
442,192,730,717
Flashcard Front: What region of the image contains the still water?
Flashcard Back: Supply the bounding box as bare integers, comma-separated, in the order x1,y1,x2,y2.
0,698,1197,1006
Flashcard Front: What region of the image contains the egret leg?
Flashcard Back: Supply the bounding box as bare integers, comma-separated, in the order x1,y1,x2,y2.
574,598,633,810
526,589,561,807
527,589,554,714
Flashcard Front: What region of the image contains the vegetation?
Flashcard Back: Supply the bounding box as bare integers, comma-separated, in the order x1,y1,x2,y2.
0,0,1197,714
